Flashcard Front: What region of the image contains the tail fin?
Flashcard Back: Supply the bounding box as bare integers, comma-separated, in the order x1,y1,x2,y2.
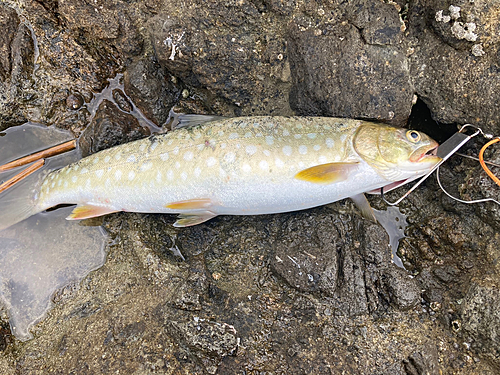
0,170,47,231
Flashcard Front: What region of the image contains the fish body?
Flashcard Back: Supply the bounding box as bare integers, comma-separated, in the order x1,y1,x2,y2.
0,116,441,229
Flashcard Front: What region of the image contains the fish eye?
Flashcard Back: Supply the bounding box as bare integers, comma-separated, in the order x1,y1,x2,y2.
406,130,421,143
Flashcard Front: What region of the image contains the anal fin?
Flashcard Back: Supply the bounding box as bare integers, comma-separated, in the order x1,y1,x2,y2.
173,212,217,227
165,198,213,210
66,204,118,220
350,193,377,222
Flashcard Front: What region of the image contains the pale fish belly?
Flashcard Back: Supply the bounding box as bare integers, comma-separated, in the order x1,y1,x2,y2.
37,116,381,216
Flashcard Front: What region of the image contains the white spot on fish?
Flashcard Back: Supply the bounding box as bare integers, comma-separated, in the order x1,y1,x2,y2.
256,132,263,137
242,164,252,173
294,134,302,139
58,179,62,187
114,153,121,161
184,151,194,161
167,170,174,180
194,132,202,139
259,160,269,170
115,170,122,181
140,162,153,171
318,156,327,164
307,133,317,139
283,129,290,136
160,152,169,161
224,152,236,163
219,167,227,178
207,157,217,167
326,138,334,148
313,144,321,151
74,165,79,171
298,161,305,168
244,132,252,138
72,176,78,183
236,143,241,149
181,172,187,180
194,167,201,177
340,134,347,142
156,171,162,183
167,139,173,145
266,136,274,145
173,147,180,155
220,143,227,149
51,181,55,188
218,130,225,137
253,122,260,129
139,143,147,152
263,150,271,157
246,145,257,155
95,169,104,178
80,168,89,174
175,161,181,169
299,145,308,155
105,178,111,188
127,155,137,163
128,171,135,181
85,179,91,189
229,132,239,139
64,181,68,188
275,158,284,168
93,157,99,164
150,141,159,151
104,156,111,163
283,145,292,156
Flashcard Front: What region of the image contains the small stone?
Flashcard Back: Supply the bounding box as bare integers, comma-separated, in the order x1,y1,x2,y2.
66,94,84,110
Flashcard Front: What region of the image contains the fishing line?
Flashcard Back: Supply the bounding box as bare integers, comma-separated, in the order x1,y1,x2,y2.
382,124,500,206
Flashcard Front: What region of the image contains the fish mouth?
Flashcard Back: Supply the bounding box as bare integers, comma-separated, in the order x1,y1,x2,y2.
410,142,441,164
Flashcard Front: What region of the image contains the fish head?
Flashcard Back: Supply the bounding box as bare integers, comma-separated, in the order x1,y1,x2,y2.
353,123,442,181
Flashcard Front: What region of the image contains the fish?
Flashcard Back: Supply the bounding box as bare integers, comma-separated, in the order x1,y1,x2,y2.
0,116,441,230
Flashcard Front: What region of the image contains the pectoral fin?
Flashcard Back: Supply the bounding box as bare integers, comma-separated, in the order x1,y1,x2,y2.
350,193,377,222
173,212,217,227
66,204,118,220
165,198,213,210
295,162,359,185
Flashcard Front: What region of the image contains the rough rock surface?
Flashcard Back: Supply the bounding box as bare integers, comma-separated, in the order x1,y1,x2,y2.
0,0,500,373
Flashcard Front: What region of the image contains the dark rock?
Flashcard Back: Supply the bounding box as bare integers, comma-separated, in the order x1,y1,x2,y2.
123,58,179,126
461,277,500,368
407,0,500,134
348,0,403,46
79,99,150,156
403,347,439,375
66,93,84,110
112,88,133,113
287,20,413,125
383,267,420,311
0,4,19,82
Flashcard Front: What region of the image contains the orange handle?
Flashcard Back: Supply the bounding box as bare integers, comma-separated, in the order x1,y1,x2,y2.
479,138,500,187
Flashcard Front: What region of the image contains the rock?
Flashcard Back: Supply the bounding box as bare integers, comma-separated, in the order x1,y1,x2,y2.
461,277,500,367
287,19,412,125
79,99,150,156
123,58,179,126
407,0,500,134
0,4,19,82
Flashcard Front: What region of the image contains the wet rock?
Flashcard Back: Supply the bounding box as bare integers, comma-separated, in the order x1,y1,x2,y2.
112,88,133,113
287,19,412,124
165,316,238,374
403,347,439,375
123,58,179,126
407,0,500,134
348,0,403,46
461,277,500,367
147,7,293,115
79,99,150,156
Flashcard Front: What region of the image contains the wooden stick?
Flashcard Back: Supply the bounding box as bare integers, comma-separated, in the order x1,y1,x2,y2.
0,159,45,194
0,139,76,172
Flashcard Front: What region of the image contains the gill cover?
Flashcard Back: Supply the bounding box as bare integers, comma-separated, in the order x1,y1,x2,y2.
352,123,439,181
